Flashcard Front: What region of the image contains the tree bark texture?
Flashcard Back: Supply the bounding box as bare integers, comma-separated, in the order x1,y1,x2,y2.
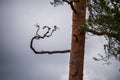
69,0,86,80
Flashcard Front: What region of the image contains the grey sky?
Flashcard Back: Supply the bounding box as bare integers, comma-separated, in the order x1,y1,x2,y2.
0,0,120,80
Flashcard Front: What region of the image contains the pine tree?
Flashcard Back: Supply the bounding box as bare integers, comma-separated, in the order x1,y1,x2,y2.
30,0,120,80
87,0,120,62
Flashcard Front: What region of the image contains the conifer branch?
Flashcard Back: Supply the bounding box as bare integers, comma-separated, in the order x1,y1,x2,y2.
86,28,120,42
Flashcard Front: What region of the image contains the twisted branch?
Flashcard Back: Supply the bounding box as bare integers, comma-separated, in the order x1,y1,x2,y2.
30,24,70,54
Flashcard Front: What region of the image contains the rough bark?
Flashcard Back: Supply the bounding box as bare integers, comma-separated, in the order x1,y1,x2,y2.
69,0,86,80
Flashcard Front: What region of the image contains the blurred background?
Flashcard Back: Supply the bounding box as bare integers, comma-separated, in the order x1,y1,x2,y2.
0,0,120,80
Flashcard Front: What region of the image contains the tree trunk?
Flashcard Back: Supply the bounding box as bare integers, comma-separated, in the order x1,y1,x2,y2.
69,0,86,80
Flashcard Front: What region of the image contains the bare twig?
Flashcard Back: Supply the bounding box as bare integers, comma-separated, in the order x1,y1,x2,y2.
30,36,70,54
63,0,79,14
30,25,70,54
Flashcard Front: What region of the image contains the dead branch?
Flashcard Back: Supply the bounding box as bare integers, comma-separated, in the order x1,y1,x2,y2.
63,0,79,14
30,24,70,54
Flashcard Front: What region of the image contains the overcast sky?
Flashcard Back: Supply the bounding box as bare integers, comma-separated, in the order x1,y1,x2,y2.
0,0,120,80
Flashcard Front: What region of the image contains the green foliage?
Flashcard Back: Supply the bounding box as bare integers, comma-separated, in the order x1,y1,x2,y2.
50,0,64,7
87,0,120,62
80,23,88,34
